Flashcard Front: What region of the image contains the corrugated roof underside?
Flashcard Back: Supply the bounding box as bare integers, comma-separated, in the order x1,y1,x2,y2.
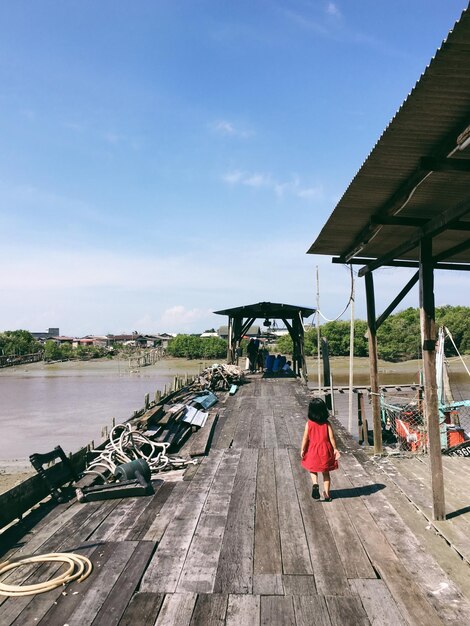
308,8,470,263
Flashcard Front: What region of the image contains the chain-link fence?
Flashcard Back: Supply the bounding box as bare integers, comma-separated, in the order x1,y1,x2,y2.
380,391,470,455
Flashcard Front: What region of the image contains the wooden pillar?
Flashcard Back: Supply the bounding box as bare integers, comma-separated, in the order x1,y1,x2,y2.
420,237,445,520
365,272,383,454
321,338,332,409
227,316,233,364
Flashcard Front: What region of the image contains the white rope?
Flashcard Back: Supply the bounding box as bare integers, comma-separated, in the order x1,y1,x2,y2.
444,326,470,379
84,423,196,479
317,265,355,323
0,552,92,596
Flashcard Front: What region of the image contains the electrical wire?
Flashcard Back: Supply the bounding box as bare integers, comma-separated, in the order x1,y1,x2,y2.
317,264,355,323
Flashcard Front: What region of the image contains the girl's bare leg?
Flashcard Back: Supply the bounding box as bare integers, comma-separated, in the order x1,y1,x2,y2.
310,472,320,499
323,471,331,496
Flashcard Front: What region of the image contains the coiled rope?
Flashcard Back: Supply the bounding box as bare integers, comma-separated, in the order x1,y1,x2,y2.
0,552,92,597
84,423,196,481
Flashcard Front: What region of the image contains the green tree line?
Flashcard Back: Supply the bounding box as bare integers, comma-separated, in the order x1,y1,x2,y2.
167,335,227,360
275,306,470,362
0,330,41,356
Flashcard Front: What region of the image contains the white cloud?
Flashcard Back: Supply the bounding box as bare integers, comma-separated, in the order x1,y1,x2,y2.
222,169,323,200
159,306,212,332
326,2,341,18
212,120,252,138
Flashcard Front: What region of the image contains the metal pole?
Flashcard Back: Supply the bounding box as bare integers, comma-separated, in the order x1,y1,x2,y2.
316,266,321,391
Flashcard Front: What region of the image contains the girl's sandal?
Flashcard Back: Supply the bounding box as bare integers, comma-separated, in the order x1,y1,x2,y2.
323,493,332,502
311,484,320,500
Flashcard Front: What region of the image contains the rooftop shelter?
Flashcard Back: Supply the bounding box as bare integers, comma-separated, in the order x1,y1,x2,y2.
308,7,470,521
214,302,315,380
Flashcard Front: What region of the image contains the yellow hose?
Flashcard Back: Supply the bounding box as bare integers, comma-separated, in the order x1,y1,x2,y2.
0,553,92,596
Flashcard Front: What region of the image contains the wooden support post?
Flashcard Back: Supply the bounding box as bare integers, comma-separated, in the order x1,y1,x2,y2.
144,393,150,410
365,272,382,454
321,338,332,410
357,392,368,445
420,237,446,520
155,390,161,403
227,316,233,364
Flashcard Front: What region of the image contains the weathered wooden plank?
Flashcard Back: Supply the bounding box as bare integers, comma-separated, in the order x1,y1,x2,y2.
339,452,470,623
321,496,376,579
213,448,258,593
1,499,121,618
189,593,228,625
254,448,282,576
263,408,278,448
117,592,165,626
340,487,445,626
325,595,370,625
253,574,284,595
282,574,316,595
275,448,312,575
3,543,99,625
247,400,264,449
143,480,191,542
123,481,176,541
260,595,295,626
141,450,224,592
188,411,219,457
349,579,407,626
226,594,260,626
213,401,241,449
287,448,350,595
232,400,255,448
292,595,331,626
154,592,198,626
88,492,158,542
92,542,156,625
35,541,138,626
177,449,241,592
272,409,292,449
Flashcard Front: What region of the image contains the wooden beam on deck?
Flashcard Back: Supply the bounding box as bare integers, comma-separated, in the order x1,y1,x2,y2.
420,238,446,521
365,272,382,454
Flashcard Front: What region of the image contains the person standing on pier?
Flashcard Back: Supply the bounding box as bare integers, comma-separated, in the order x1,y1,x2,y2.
300,398,340,501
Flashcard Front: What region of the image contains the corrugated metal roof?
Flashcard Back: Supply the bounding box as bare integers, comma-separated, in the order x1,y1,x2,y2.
308,7,470,265
214,301,315,319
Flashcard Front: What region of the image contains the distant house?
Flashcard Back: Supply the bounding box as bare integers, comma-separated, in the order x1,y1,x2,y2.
50,336,74,345
200,331,219,338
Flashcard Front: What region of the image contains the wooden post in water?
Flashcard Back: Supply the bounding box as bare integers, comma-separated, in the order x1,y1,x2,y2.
365,271,382,454
155,390,161,403
420,237,445,520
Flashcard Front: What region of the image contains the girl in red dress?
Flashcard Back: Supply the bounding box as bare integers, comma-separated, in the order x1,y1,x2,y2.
300,398,340,501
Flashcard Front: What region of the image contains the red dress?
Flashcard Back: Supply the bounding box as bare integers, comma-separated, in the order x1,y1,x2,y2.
301,421,338,473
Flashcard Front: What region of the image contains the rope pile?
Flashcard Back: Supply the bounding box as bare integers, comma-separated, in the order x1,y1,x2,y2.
85,423,196,481
0,552,92,596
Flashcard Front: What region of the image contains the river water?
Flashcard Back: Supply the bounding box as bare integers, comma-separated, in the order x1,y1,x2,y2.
1,356,469,462
0,358,204,461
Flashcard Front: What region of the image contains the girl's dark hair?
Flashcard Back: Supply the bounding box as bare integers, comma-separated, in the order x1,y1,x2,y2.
307,398,329,424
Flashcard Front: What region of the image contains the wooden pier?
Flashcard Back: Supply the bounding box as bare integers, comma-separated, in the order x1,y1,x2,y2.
1,376,470,624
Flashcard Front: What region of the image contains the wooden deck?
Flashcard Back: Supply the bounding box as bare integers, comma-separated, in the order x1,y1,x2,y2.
1,376,470,625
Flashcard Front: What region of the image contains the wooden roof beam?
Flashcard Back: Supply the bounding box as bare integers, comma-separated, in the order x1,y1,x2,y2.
370,216,470,231
420,156,470,173
332,257,470,271
357,199,470,277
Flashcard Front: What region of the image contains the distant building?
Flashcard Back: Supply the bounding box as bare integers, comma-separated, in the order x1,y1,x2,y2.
31,328,60,342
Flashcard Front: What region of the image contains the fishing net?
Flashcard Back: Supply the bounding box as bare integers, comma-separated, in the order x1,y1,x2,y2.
380,390,470,455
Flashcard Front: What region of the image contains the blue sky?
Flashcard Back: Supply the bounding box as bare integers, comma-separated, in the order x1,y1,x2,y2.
1,0,468,335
